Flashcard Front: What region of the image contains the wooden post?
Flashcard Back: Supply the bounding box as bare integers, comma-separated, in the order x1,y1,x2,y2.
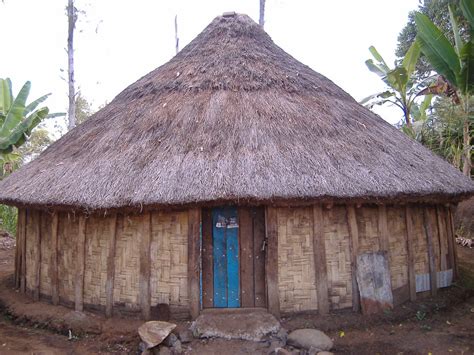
51,212,59,305
445,206,456,277
14,209,24,289
20,209,27,293
448,206,458,279
105,214,118,318
405,206,416,301
75,215,87,312
423,207,437,296
33,211,42,301
139,213,152,320
312,205,329,314
436,206,447,271
265,206,280,318
346,205,360,312
378,205,390,252
188,208,201,319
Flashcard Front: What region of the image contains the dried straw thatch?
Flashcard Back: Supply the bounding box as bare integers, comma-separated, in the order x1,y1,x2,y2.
0,14,472,211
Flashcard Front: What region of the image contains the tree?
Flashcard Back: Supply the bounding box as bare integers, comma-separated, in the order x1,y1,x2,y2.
1,79,51,155
415,0,473,177
67,0,78,131
259,0,266,28
75,92,94,125
396,0,469,79
361,41,426,127
16,127,53,164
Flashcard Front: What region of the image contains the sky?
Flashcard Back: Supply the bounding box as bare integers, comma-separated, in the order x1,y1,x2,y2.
0,0,420,132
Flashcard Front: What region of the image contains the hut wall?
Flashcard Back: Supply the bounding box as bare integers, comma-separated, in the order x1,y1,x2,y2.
57,212,78,304
323,206,352,309
387,207,409,290
276,207,318,313
150,211,189,317
18,203,455,317
83,215,111,306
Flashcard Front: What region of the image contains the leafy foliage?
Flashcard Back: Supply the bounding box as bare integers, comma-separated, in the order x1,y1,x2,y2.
361,42,428,126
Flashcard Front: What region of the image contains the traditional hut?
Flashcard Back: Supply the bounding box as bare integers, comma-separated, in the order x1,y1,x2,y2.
1,13,472,320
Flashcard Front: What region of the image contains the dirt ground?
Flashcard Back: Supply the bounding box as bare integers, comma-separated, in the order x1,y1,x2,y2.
0,233,473,354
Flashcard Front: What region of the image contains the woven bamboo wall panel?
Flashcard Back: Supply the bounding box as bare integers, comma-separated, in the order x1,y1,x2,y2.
323,206,352,309
150,211,189,308
277,207,318,313
25,210,39,291
356,206,380,253
39,212,52,295
83,215,110,306
411,207,429,274
57,213,78,302
113,215,140,309
387,207,408,289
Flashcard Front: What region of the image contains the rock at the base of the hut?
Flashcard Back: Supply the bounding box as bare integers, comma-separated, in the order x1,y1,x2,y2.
178,329,193,343
152,345,171,355
268,348,292,355
191,310,280,341
138,321,177,349
163,333,178,347
172,339,183,354
274,327,288,344
316,352,334,355
287,329,333,351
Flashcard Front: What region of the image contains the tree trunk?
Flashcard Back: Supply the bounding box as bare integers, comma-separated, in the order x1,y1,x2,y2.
67,0,77,131
259,0,266,28
174,15,179,55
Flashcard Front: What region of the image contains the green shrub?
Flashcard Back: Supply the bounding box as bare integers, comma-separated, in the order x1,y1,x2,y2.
0,204,17,236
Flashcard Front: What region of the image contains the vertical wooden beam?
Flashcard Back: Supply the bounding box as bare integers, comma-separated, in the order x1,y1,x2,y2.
265,206,280,318
239,208,255,308
445,206,456,275
201,209,213,309
75,215,87,312
253,208,267,308
188,208,201,319
346,205,360,312
33,211,42,301
423,207,437,296
436,206,447,271
139,213,152,320
51,212,59,305
405,205,416,302
20,209,27,293
105,214,118,318
378,205,390,252
14,209,24,289
448,206,458,279
312,205,329,314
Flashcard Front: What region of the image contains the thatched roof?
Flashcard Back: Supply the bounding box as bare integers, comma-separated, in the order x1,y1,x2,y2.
0,14,472,211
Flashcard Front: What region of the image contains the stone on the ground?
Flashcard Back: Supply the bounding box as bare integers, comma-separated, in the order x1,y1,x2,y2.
163,333,178,347
274,327,288,343
172,339,183,353
138,321,177,349
317,352,334,355
178,329,193,343
152,345,171,355
287,329,333,351
191,310,281,341
268,348,292,355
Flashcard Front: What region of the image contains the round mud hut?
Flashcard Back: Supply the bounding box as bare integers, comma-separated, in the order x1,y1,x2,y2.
1,13,473,320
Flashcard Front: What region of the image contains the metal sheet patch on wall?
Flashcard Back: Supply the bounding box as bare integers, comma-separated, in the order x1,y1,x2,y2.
415,269,453,292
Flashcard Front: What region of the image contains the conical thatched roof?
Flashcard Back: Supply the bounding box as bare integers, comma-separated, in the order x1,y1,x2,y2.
1,14,472,211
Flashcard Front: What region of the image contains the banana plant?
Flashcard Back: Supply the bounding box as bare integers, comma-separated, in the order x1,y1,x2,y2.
0,78,62,155
361,40,427,127
415,0,474,177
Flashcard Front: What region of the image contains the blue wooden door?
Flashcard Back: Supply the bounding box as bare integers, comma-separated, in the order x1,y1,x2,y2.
212,207,240,308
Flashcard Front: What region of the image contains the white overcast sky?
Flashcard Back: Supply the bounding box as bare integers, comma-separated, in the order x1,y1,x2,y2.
1,0,419,128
